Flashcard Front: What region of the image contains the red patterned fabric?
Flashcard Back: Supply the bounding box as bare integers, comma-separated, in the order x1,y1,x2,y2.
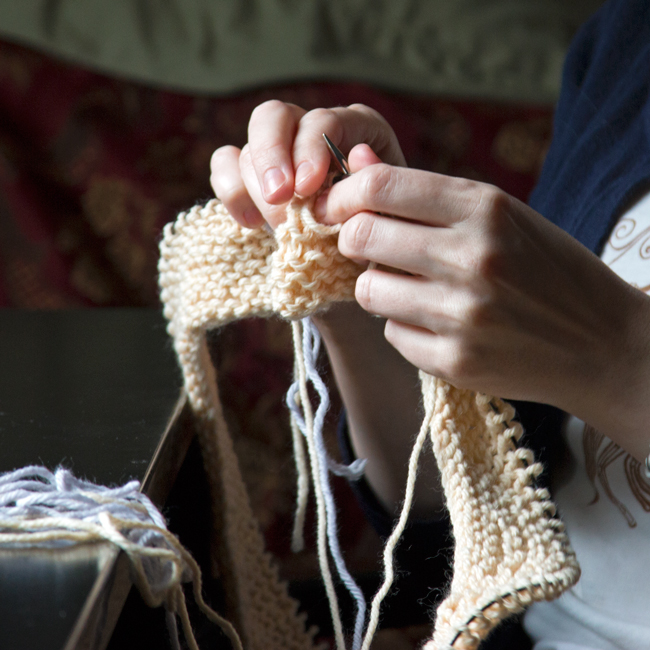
0,39,552,309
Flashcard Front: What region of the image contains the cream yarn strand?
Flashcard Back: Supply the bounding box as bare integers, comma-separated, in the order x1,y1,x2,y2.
291,319,347,650
289,407,310,553
360,375,437,650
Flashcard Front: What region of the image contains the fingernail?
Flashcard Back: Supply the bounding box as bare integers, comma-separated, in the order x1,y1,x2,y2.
263,167,286,198
242,207,264,229
294,161,313,190
315,189,329,220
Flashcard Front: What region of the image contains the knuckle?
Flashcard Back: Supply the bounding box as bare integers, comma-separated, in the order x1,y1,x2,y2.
347,103,389,132
303,107,336,125
475,248,506,282
348,102,373,114
465,182,508,224
250,99,286,122
299,109,341,147
340,214,376,258
347,105,402,164
471,183,508,218
482,184,510,213
440,342,478,387
214,182,241,204
470,232,509,282
463,293,493,329
210,145,238,170
462,193,511,281
348,103,382,123
359,164,393,205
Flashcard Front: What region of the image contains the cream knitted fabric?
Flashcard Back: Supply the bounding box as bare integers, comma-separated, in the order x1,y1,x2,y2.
158,197,580,650
420,376,578,648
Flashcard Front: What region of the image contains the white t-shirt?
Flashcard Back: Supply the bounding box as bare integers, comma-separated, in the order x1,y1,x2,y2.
524,193,650,650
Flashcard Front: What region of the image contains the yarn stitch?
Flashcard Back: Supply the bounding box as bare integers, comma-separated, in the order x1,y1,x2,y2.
158,196,581,650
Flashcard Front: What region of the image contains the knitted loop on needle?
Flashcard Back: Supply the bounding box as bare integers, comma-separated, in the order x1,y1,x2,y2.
0,465,242,650
158,196,581,650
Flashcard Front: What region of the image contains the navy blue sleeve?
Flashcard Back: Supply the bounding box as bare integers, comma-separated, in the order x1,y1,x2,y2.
529,0,650,254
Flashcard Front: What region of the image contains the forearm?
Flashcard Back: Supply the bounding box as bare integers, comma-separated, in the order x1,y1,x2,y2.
313,302,444,518
560,282,650,464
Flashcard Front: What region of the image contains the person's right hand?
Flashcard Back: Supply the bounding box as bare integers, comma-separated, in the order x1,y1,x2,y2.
209,100,406,229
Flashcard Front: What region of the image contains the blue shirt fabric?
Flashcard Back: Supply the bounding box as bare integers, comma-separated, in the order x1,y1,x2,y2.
341,1,650,647
529,0,650,254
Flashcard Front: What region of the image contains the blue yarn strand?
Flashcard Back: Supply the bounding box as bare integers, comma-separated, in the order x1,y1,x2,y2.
286,317,368,650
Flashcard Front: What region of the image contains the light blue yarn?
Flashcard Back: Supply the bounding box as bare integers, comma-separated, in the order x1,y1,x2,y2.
0,465,177,594
0,466,167,530
286,317,368,650
0,465,218,649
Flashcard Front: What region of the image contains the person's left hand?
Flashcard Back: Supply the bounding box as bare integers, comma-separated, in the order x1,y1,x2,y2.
317,145,650,461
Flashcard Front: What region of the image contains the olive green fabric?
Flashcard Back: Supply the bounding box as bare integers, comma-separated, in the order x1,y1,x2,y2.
0,0,604,102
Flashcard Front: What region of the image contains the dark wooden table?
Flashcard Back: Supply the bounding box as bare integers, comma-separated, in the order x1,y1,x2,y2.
0,309,187,650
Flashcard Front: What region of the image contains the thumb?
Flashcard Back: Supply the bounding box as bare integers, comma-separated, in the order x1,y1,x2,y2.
348,143,383,172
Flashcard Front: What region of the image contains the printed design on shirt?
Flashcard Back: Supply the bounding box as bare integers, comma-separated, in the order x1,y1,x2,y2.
581,213,650,526
583,425,650,528
602,216,650,292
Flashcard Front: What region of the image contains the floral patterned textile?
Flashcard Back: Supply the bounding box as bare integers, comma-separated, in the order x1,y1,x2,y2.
0,39,552,310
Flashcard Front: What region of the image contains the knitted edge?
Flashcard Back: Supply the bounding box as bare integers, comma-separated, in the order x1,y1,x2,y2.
421,377,581,650
158,204,325,650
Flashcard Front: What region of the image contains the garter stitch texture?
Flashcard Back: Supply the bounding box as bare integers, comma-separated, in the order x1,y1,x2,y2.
158,197,580,650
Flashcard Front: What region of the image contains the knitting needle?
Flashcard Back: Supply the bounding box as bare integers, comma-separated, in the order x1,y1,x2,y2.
322,134,351,183
323,133,380,272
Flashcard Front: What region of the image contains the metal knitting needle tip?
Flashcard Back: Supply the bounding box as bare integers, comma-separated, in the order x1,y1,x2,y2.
322,133,351,178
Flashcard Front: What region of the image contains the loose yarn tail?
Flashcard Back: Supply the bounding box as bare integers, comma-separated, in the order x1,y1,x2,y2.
360,381,437,650
288,318,369,650
290,318,347,650
289,408,310,554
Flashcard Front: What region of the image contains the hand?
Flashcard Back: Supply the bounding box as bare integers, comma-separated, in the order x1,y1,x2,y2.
318,158,650,462
209,100,406,229
209,104,443,515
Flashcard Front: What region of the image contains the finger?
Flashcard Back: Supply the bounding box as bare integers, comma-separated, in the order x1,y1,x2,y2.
311,143,383,221
318,164,488,227
383,319,461,385
291,106,405,197
339,211,463,278
290,108,341,197
248,100,306,204
210,145,264,228
337,104,407,167
239,144,290,229
354,268,468,334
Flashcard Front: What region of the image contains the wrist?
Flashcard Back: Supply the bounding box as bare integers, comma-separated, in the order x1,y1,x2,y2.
564,285,650,463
